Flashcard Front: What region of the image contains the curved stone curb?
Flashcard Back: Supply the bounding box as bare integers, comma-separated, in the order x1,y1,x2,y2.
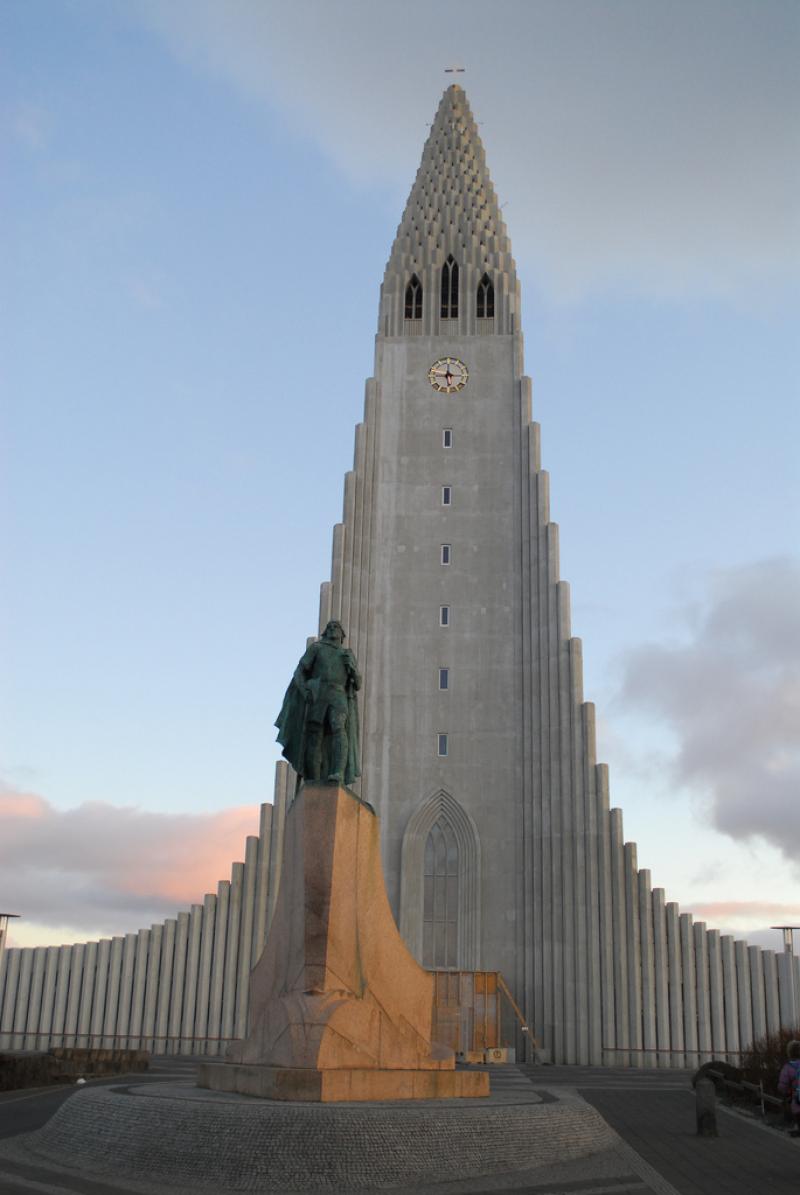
5,1082,618,1192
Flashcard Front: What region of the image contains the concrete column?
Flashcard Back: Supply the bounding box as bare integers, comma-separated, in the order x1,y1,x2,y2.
735,940,753,1052
652,888,669,1067
777,950,797,1028
128,929,150,1049
167,912,190,1055
141,926,162,1053
76,942,96,1047
748,945,767,1046
720,936,740,1060
37,947,60,1048
596,764,615,1067
207,881,230,1058
26,948,47,1049
61,944,84,1048
318,581,332,635
680,914,698,1068
762,950,781,1036
115,933,137,1049
221,862,244,1047
568,638,588,1065
555,589,575,1064
51,945,72,1046
638,871,656,1067
693,923,712,1063
707,930,725,1054
251,803,273,967
582,706,602,1066
330,523,345,620
340,471,356,634
12,949,33,1049
548,554,565,1067
609,808,629,1065
90,940,111,1048
267,765,289,930
665,904,684,1068
624,843,643,1065
235,836,259,1041
535,484,554,1059
102,937,124,1048
154,919,176,1056
0,949,21,1049
194,894,217,1055
354,380,378,734
180,905,204,1054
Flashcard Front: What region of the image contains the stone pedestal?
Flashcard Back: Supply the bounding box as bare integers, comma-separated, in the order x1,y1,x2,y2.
197,784,488,1101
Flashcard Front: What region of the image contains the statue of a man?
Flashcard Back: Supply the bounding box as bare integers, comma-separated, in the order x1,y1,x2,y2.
275,620,361,786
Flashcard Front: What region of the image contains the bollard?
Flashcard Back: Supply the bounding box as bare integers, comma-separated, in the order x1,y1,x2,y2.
696,1075,718,1137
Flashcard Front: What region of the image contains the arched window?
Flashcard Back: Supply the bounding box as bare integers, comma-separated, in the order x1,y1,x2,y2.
440,255,459,319
404,274,422,320
400,789,481,969
423,817,459,967
476,273,494,319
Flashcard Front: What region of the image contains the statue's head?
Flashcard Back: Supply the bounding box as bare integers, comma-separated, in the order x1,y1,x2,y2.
321,620,345,645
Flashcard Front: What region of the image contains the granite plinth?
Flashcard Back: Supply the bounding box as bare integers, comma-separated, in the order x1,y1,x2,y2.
208,783,479,1102
197,1060,488,1101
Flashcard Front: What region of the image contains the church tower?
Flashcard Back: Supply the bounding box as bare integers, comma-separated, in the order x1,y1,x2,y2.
317,84,603,1062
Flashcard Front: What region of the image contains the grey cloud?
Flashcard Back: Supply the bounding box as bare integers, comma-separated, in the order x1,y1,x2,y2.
618,558,800,860
130,0,800,299
0,789,257,938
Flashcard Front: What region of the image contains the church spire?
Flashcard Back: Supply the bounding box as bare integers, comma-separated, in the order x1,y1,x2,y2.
379,85,519,337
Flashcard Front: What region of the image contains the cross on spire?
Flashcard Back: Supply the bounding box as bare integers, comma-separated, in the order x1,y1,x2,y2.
444,65,465,75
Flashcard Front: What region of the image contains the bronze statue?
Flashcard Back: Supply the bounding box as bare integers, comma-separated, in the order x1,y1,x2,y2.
275,620,361,786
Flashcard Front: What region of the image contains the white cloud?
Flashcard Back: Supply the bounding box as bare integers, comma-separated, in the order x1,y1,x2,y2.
128,0,800,299
617,558,800,862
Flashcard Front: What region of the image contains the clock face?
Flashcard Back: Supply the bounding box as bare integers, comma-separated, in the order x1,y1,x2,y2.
428,357,469,394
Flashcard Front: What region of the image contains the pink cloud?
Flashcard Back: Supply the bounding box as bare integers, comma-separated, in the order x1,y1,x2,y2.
0,789,47,819
0,786,261,938
686,900,800,923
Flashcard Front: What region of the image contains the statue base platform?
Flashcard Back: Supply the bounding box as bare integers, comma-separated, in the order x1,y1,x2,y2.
197,1060,488,1102
201,782,488,1100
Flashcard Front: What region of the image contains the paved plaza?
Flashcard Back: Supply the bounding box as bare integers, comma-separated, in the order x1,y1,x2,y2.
0,1060,797,1194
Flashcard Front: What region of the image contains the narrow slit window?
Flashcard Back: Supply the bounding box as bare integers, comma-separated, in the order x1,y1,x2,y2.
439,605,450,626
441,486,452,506
441,544,451,565
437,733,448,757
476,272,495,318
439,668,449,690
442,428,453,448
404,273,422,320
440,255,459,318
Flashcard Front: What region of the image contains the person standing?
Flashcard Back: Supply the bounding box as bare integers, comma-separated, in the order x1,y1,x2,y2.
777,1039,800,1137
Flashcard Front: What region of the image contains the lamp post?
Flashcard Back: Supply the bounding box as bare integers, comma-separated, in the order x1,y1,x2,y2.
0,913,20,957
771,926,800,1028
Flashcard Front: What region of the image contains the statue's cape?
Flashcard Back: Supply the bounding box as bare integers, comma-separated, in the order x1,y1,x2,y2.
275,674,361,786
275,677,307,778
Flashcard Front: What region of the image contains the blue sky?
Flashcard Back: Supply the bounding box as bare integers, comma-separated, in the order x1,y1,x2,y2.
2,0,798,949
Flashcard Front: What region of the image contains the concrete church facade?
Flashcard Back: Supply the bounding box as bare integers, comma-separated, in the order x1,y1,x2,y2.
1,87,797,1066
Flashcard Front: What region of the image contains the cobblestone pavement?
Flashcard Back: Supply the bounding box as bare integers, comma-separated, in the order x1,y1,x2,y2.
0,1062,796,1194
